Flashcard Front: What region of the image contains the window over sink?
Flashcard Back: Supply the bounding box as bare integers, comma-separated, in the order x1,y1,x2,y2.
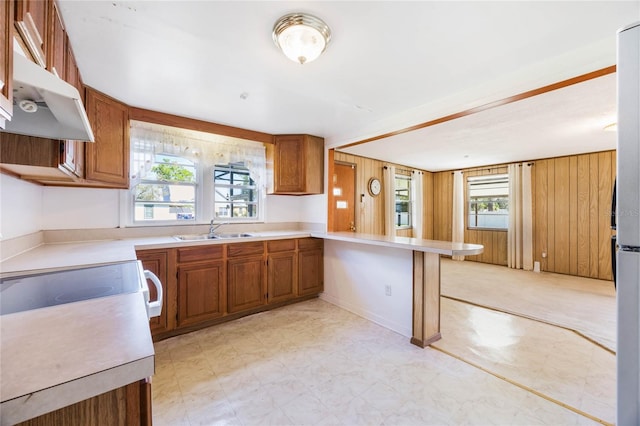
128,121,265,225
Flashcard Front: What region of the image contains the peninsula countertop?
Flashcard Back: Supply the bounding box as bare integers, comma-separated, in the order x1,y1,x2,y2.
312,232,484,256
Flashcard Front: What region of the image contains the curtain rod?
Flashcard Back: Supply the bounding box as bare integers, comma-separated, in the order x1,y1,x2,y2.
450,162,534,174
382,166,415,174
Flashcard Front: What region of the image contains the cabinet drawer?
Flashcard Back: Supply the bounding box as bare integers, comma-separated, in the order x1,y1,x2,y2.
298,238,323,250
177,245,224,263
227,241,265,258
267,239,296,253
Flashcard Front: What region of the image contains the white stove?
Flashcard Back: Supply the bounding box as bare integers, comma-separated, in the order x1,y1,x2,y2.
0,260,162,319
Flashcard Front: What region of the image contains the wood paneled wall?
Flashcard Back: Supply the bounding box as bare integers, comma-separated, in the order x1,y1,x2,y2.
432,171,452,242
333,151,386,235
533,151,616,280
333,151,434,238
333,149,615,280
431,150,616,280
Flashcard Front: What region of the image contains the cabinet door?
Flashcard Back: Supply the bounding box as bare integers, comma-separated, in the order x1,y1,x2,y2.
0,0,13,125
227,255,265,313
298,248,324,296
137,251,170,336
177,261,226,327
273,135,305,193
47,1,64,78
14,0,48,67
85,87,130,188
267,251,297,304
269,134,324,195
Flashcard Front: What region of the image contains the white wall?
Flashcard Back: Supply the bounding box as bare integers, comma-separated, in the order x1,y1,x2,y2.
265,193,326,226
0,174,43,240
0,181,325,238
42,187,121,230
321,239,413,337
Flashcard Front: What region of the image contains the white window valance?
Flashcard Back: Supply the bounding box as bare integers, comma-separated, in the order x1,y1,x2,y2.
130,120,266,188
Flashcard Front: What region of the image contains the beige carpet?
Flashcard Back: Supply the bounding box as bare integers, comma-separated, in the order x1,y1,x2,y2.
441,259,617,352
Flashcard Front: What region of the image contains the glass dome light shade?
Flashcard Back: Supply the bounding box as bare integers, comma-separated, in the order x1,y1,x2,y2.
273,13,331,65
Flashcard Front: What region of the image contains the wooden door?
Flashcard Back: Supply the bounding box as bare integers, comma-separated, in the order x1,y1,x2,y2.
177,261,226,327
333,162,356,232
227,255,265,313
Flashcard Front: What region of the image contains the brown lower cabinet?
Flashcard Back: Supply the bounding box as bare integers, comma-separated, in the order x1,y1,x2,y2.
138,237,323,341
177,260,226,327
15,379,151,426
299,239,324,296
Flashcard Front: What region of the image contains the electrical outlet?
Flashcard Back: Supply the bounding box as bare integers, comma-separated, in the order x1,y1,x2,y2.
385,285,392,296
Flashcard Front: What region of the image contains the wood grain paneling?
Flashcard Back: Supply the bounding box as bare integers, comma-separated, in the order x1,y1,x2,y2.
333,151,386,235
333,151,434,238
532,151,615,280
336,150,615,280
433,171,452,242
423,172,434,239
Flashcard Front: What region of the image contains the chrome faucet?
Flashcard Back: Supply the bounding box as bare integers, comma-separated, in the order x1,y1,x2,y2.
209,219,226,237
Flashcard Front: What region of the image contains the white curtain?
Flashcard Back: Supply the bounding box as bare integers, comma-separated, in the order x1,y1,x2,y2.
129,120,266,190
508,164,522,269
507,162,534,269
411,170,424,239
452,171,465,261
522,163,534,270
383,165,396,237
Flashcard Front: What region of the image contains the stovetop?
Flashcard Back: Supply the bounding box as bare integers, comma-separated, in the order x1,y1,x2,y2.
0,261,143,315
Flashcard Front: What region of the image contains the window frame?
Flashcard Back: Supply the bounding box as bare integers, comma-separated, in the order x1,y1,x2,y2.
130,153,201,226
126,157,264,227
466,174,509,231
394,173,412,230
213,162,260,222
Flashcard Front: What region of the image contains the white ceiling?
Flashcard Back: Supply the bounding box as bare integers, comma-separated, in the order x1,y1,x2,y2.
58,1,638,171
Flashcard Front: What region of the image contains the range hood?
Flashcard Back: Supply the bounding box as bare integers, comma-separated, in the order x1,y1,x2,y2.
1,53,94,142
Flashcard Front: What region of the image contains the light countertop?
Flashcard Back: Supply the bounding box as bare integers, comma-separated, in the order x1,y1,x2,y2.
0,231,313,276
313,232,484,256
0,292,155,425
0,229,482,424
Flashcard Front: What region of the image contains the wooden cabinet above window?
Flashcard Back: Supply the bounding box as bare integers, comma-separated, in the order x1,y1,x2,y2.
267,134,324,195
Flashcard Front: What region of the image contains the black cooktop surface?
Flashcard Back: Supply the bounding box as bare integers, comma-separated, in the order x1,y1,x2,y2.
0,261,142,315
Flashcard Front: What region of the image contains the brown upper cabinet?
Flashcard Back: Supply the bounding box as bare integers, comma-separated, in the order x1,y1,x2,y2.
84,87,130,188
14,0,48,67
267,134,324,195
47,0,65,79
0,0,13,124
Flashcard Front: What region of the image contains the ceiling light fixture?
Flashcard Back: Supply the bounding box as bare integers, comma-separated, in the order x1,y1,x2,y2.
272,13,331,65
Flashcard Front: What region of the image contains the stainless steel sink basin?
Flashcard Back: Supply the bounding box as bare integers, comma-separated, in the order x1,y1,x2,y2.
174,233,254,241
215,233,254,239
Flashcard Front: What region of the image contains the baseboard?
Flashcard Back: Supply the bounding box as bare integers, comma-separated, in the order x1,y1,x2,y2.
319,293,412,338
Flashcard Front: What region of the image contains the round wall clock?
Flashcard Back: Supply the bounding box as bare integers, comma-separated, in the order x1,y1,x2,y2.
368,177,381,197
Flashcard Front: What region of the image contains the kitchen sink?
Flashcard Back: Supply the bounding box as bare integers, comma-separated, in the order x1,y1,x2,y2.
215,233,255,239
174,233,254,241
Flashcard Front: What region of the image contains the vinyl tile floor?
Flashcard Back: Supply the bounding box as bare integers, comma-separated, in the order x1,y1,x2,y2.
152,261,616,426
